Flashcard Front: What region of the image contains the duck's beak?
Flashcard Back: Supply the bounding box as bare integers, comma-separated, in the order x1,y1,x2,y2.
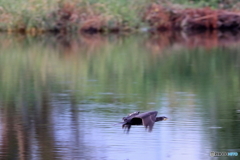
163,117,168,121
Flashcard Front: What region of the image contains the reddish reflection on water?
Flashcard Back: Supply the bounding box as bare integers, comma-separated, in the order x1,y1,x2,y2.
145,30,240,55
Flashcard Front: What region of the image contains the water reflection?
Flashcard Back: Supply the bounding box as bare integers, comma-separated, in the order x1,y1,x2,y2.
146,30,240,54
0,31,240,159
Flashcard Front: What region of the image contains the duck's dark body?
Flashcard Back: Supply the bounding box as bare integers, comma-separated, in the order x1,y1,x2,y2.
122,111,167,132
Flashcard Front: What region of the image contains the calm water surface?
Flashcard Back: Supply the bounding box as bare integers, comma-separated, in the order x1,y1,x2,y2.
0,32,240,160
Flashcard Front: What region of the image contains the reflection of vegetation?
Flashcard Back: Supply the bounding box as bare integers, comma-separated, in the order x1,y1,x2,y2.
0,34,157,106
0,33,240,108
0,33,240,157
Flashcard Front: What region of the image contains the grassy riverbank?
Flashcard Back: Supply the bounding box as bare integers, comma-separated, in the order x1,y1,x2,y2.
0,0,148,33
0,0,240,33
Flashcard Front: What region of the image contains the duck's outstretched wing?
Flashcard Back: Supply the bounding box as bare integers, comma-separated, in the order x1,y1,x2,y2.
134,111,158,132
122,111,140,122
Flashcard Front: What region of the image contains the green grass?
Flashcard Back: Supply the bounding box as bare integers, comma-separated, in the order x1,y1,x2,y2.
0,0,58,31
0,0,149,32
171,0,240,9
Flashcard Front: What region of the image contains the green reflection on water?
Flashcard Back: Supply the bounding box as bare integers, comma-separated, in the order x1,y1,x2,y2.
0,34,240,107
0,33,240,159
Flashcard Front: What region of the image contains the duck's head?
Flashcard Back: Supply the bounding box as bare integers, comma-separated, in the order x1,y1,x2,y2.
156,116,168,122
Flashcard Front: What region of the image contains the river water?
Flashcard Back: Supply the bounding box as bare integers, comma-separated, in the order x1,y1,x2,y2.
0,31,239,160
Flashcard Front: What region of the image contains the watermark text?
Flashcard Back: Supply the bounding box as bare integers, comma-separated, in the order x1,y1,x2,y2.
210,151,238,157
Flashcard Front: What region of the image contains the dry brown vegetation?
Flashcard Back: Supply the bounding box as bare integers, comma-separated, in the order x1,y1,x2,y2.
48,3,107,33
47,2,134,33
143,3,240,31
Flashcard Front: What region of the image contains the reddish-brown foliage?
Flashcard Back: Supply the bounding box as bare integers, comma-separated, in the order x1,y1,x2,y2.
143,3,240,31
48,2,109,33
